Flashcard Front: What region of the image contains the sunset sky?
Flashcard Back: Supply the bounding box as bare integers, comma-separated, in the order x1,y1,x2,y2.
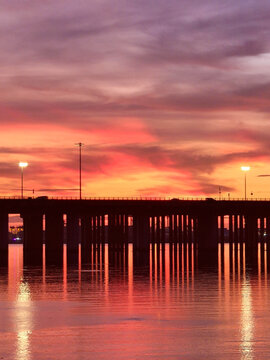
1,0,270,198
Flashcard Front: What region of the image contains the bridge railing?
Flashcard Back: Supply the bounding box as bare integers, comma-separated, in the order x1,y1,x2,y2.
0,196,270,201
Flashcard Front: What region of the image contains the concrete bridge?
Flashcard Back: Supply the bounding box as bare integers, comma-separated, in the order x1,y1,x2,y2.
0,198,270,265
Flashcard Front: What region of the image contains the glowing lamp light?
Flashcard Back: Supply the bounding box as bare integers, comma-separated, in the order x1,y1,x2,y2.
18,162,28,198
241,166,250,200
241,166,250,172
19,162,28,168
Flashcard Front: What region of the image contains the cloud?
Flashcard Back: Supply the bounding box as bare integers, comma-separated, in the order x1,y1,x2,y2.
0,0,270,196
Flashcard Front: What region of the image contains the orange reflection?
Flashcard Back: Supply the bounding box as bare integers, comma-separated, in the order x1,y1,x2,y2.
128,243,133,304
15,278,32,360
240,279,254,359
42,244,46,287
78,243,81,286
63,244,67,299
104,244,109,302
8,245,23,300
165,244,170,300
6,235,270,360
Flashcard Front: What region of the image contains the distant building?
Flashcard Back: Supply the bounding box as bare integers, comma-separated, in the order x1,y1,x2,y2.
9,226,24,243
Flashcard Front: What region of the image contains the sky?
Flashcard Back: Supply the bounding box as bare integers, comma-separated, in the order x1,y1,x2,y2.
1,0,270,199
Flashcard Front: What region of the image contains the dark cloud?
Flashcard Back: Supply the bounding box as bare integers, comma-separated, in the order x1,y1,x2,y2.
108,144,268,174
137,179,234,197
0,0,270,195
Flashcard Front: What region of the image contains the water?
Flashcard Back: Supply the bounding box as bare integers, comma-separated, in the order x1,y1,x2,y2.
1,243,270,360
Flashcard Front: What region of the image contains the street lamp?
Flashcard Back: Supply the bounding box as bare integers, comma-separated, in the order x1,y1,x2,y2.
241,166,250,200
75,143,84,199
19,162,28,199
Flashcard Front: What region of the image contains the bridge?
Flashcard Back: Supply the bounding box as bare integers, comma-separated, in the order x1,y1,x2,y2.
0,198,270,265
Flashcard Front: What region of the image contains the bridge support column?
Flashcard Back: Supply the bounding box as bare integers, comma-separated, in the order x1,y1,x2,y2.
267,217,270,242
97,215,101,244
173,215,178,243
197,213,218,251
178,215,182,243
220,216,224,243
124,215,129,244
150,217,154,243
108,214,124,249
229,215,233,243
239,215,244,243
45,213,64,264
169,215,173,243
81,216,92,262
22,213,43,265
234,215,238,243
101,215,106,243
183,215,187,243
92,216,96,244
133,214,150,252
66,214,79,263
260,217,265,242
188,216,193,243
0,213,9,265
161,216,165,243
193,217,198,245
245,215,258,250
156,216,160,243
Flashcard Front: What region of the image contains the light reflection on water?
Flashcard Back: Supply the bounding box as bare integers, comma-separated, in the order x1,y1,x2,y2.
16,281,32,360
0,243,270,359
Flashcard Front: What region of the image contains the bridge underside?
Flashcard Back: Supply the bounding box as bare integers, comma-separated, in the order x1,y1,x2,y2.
1,209,270,265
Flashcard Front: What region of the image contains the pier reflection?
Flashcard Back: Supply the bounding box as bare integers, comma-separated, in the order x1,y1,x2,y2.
3,242,270,359
5,242,270,295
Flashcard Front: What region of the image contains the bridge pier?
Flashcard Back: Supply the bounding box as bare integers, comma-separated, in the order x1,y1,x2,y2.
260,217,265,242
45,212,64,264
66,214,79,263
96,215,101,244
245,215,258,250
267,217,270,241
124,215,129,244
22,213,43,265
239,215,244,243
178,215,182,243
220,216,224,243
234,215,238,243
183,215,187,243
108,214,125,249
81,216,92,262
133,214,150,267
173,215,178,243
229,215,233,243
0,212,9,265
169,215,173,243
133,214,150,251
197,213,218,251
91,216,96,244
188,216,193,243
161,216,165,243
156,216,160,243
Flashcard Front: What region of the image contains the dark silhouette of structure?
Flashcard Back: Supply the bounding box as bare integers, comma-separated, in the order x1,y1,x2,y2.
0,198,269,265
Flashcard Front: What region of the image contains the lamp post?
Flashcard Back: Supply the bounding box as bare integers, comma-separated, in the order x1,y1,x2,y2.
241,166,250,200
75,143,84,199
19,162,28,199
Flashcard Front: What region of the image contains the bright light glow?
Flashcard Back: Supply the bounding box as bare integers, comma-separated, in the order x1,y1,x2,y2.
241,166,250,172
240,279,254,359
18,162,28,168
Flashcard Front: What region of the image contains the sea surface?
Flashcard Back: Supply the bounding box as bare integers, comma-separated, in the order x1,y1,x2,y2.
0,243,270,360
